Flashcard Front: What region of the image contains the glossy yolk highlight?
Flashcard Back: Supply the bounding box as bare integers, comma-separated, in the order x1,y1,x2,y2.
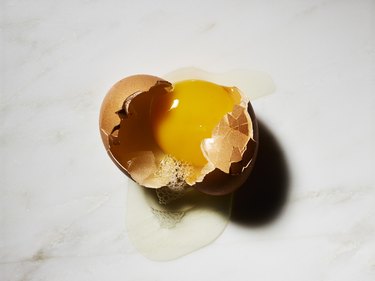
150,80,237,167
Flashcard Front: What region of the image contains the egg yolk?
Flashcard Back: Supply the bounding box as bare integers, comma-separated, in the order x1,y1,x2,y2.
150,80,238,167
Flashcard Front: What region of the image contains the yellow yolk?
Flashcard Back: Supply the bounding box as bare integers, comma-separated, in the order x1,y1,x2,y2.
150,80,238,167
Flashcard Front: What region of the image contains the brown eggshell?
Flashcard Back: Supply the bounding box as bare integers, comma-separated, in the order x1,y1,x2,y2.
99,75,167,177
99,75,165,149
194,101,258,195
99,75,258,195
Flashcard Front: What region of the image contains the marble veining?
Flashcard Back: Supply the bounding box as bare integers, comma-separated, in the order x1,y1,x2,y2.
1,0,374,280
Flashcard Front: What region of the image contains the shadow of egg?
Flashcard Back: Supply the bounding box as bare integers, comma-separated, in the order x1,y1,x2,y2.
231,119,290,226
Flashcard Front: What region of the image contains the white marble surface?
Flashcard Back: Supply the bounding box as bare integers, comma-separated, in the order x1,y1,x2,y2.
1,0,375,280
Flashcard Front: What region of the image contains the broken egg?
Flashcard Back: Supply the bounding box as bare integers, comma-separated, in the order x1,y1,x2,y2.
99,74,258,195
99,69,275,260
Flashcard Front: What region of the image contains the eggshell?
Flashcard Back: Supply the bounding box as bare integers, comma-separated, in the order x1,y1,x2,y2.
99,75,168,180
99,75,165,151
99,75,258,195
194,102,258,195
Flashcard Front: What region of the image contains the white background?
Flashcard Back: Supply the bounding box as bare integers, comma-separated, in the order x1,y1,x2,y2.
1,0,374,280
